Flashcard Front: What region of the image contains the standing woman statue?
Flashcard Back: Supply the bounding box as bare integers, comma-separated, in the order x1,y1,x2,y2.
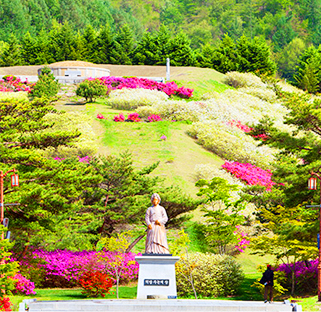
145,193,170,254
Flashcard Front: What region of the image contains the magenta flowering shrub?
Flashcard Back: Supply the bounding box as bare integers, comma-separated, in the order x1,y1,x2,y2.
78,156,90,163
90,76,193,99
233,226,250,253
127,113,141,122
11,274,36,295
113,113,125,122
96,114,106,119
222,161,275,190
148,114,162,122
0,75,34,92
276,260,318,293
19,249,140,288
113,112,141,122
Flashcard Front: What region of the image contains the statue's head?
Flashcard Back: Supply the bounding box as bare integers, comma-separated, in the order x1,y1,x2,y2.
151,193,161,206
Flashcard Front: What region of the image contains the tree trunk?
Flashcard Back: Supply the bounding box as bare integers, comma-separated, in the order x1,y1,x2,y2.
126,233,146,253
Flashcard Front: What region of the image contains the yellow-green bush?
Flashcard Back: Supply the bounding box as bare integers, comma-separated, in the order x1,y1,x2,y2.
176,252,244,297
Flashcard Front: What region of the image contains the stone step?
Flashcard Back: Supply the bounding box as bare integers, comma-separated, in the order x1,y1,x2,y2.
20,299,298,312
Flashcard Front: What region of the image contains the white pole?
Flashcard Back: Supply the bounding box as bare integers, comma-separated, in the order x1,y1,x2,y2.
166,58,170,81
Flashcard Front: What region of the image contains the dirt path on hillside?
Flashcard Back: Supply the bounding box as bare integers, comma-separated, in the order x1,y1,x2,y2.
0,61,225,82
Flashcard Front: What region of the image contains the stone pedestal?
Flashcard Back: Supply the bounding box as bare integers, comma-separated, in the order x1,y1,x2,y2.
135,255,180,299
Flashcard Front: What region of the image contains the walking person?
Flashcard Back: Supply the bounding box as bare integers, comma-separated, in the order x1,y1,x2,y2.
260,264,274,303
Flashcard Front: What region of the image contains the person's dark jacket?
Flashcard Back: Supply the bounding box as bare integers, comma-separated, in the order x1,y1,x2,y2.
259,268,274,286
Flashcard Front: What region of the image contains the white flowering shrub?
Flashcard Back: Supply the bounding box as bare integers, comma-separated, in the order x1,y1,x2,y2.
0,91,28,101
238,87,277,103
188,121,274,169
41,112,98,158
176,252,244,298
106,88,169,110
200,91,220,100
224,72,267,89
277,81,304,94
136,106,157,118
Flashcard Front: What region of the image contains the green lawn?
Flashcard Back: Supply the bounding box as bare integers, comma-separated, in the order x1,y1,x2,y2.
83,103,224,197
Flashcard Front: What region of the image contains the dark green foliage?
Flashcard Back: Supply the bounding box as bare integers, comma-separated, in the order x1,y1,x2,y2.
0,97,100,253
168,32,196,66
195,177,246,254
211,34,239,73
31,66,60,98
110,24,134,65
0,34,22,67
293,45,321,93
76,79,107,102
203,34,276,75
236,36,276,75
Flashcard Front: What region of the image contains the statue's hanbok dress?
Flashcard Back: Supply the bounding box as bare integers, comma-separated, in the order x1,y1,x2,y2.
145,205,169,254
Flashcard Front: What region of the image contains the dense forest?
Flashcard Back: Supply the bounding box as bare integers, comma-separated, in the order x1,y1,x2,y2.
1,0,321,82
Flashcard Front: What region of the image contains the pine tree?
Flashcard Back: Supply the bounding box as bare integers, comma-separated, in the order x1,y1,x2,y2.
110,24,134,65
96,25,114,64
21,32,37,65
212,34,239,73
168,32,196,66
0,34,23,67
132,31,159,65
236,35,276,75
82,24,99,63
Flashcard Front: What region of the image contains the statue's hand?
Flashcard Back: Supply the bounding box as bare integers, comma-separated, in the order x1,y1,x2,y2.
148,224,152,230
155,220,160,226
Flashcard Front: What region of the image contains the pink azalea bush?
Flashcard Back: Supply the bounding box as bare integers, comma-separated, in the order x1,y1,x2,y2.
89,76,193,99
11,274,36,295
222,161,275,190
17,249,140,288
148,114,162,122
96,114,106,119
127,113,141,122
113,113,125,122
227,120,269,141
233,226,250,253
276,260,318,293
0,75,34,93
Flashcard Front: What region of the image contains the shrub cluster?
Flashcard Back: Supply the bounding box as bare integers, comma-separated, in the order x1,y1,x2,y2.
276,260,318,294
31,67,60,98
17,249,139,288
188,121,273,169
98,76,193,98
107,88,169,110
176,252,244,297
42,112,98,158
76,79,108,102
11,274,36,295
0,75,34,92
79,271,113,298
222,161,275,190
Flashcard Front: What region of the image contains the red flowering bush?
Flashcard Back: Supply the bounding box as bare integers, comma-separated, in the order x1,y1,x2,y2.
222,161,275,190
127,113,141,122
113,112,141,122
0,296,12,311
97,114,105,119
79,271,113,298
148,114,162,122
113,113,125,122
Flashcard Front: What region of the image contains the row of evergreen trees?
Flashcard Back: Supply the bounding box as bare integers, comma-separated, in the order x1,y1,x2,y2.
0,22,276,76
